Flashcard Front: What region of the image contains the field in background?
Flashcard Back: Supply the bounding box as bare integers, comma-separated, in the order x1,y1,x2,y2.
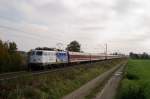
0,59,125,99
117,59,150,99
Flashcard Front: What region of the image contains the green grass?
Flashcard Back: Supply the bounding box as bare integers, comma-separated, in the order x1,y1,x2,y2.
0,59,125,99
117,59,150,99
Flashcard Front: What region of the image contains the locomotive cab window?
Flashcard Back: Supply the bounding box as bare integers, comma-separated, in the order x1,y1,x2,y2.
31,51,35,55
36,51,43,56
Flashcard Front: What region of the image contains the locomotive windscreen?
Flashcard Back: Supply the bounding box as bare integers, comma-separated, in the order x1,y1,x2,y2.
36,51,43,56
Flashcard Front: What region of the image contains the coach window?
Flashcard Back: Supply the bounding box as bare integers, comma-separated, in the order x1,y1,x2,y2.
31,51,35,55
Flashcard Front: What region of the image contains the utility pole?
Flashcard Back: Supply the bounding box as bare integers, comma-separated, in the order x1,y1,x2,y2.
97,43,108,59
105,43,107,60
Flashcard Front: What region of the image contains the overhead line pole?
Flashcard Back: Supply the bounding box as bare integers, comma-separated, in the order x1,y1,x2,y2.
105,43,107,60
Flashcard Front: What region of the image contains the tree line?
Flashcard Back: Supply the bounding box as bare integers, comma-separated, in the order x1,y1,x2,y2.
130,52,150,59
0,40,25,73
0,40,81,73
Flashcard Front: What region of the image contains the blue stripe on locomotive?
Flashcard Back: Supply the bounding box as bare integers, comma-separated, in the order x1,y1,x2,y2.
56,51,68,63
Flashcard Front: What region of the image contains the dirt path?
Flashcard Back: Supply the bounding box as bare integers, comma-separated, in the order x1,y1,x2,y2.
93,64,126,99
62,63,125,99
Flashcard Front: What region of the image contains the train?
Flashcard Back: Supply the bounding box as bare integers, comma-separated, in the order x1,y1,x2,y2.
28,49,122,70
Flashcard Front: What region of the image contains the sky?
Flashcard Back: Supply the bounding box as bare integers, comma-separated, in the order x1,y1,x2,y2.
0,0,150,54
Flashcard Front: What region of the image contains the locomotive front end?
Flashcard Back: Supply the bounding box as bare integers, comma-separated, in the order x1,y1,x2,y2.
28,50,44,69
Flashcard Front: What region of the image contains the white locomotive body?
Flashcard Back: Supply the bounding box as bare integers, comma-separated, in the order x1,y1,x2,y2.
29,50,57,66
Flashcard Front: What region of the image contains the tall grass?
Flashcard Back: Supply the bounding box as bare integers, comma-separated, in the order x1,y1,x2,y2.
117,59,150,99
0,59,125,99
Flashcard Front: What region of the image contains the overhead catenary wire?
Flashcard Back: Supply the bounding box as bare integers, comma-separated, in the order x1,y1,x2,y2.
0,24,66,43
0,16,66,41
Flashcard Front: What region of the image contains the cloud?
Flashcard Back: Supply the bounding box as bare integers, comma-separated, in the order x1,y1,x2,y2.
1,0,150,54
23,23,49,33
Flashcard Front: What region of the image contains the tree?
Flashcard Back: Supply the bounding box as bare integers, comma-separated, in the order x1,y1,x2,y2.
35,47,56,51
0,40,24,73
129,52,150,59
141,52,149,59
130,52,140,59
9,42,17,53
66,40,81,52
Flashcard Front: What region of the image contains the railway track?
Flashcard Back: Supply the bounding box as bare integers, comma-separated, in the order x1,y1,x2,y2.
0,59,124,81
0,71,26,81
0,62,96,81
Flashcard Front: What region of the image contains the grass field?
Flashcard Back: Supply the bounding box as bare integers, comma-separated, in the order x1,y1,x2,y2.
0,59,125,99
117,59,150,99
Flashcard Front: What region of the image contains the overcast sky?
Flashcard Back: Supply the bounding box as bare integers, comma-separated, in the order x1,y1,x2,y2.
0,0,150,54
